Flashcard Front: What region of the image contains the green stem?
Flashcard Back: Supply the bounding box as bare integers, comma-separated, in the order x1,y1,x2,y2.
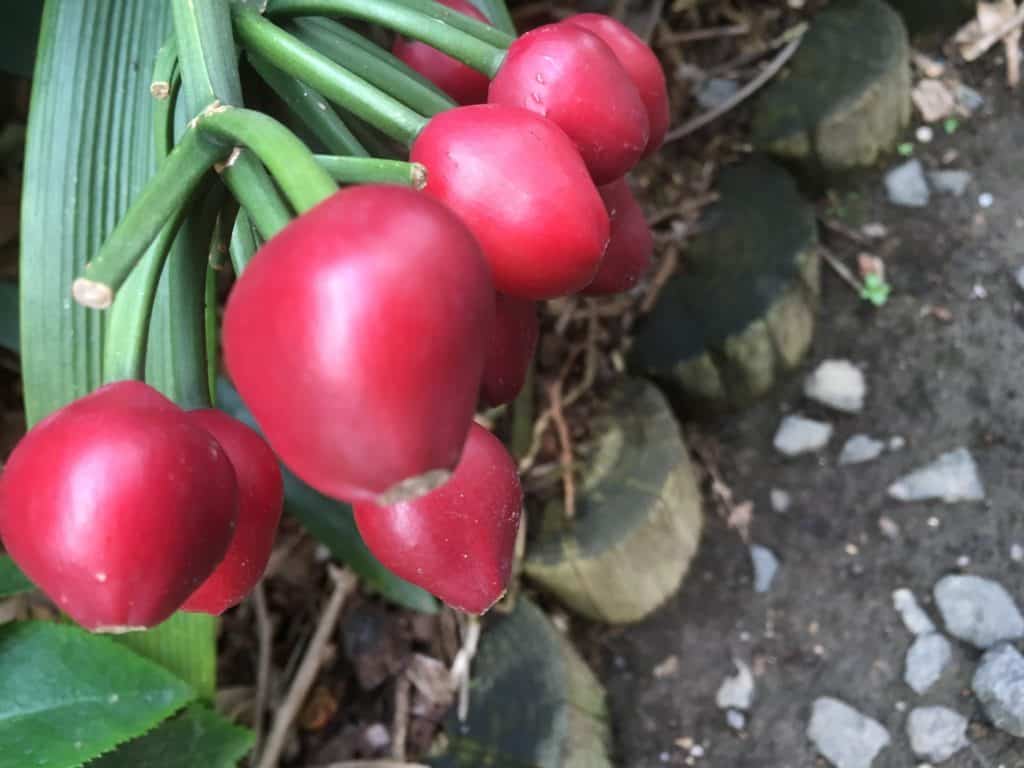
219,149,294,239
265,0,508,76
393,0,515,47
229,208,261,275
151,37,180,158
315,155,426,187
248,50,369,157
467,0,516,35
198,106,337,212
172,0,245,116
289,17,454,117
232,6,427,144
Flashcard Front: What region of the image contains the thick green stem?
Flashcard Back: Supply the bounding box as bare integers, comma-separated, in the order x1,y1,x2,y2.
172,0,245,116
219,149,294,239
289,18,454,117
266,0,508,76
393,0,515,47
151,37,180,158
199,106,337,212
315,155,426,188
248,50,369,157
233,6,427,144
229,208,261,275
467,0,516,35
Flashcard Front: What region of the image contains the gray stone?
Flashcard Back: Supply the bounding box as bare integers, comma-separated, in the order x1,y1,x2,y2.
725,709,746,731
904,633,952,694
750,546,779,594
972,643,1024,737
934,575,1024,648
955,83,984,114
773,415,833,456
887,448,985,503
906,706,968,763
839,435,886,465
892,589,936,635
804,359,866,413
1015,265,1024,293
696,78,739,110
807,697,890,768
716,659,754,710
885,159,930,207
928,170,971,197
770,488,791,513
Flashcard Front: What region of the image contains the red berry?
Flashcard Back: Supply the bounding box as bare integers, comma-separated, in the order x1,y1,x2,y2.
353,423,522,614
182,410,283,615
223,185,494,504
488,23,649,184
583,178,653,295
480,294,538,406
564,14,670,157
0,381,238,632
412,104,609,300
392,0,492,105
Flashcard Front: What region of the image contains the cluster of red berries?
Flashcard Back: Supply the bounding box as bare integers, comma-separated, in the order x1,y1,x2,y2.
0,5,664,629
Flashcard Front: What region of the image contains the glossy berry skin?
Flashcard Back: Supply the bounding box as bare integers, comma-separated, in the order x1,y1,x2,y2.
565,14,670,157
182,410,283,615
583,178,653,295
412,105,610,300
480,294,538,406
0,381,238,632
488,23,649,184
353,423,522,614
392,0,491,105
223,185,494,504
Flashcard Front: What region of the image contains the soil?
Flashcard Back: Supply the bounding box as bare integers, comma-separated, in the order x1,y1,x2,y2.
584,67,1024,767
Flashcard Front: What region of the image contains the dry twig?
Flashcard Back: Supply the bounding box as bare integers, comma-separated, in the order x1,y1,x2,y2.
250,583,274,766
390,675,411,761
449,614,481,722
547,378,576,520
960,2,1024,61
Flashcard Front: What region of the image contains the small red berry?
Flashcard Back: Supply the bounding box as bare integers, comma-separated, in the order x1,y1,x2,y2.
354,423,522,614
488,23,649,184
0,381,238,632
481,294,538,406
392,0,492,105
583,178,653,295
564,14,670,156
223,185,494,504
412,104,609,300
182,410,283,615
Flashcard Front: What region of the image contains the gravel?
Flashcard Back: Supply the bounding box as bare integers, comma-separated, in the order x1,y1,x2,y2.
887,448,985,503
904,633,952,694
839,434,885,465
928,170,972,197
749,546,779,594
804,360,866,413
906,706,968,763
715,659,754,710
933,574,1024,648
885,159,930,207
773,415,833,456
972,643,1024,737
892,588,936,636
807,697,890,768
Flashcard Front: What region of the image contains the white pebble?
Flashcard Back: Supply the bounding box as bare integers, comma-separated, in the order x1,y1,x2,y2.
979,192,994,208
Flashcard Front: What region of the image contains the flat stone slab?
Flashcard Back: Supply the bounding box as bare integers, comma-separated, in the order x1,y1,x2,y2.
887,448,985,503
807,697,890,768
934,574,1024,648
973,644,1024,738
906,706,969,763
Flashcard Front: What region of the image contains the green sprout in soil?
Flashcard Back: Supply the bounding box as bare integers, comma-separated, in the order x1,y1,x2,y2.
897,142,914,156
860,273,891,307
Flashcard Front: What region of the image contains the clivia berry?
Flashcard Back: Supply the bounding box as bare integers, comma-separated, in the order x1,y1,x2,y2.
412,104,610,300
392,0,492,105
0,381,238,633
353,422,522,614
223,185,495,505
582,178,654,295
182,410,283,615
564,14,670,157
488,23,650,184
480,294,538,406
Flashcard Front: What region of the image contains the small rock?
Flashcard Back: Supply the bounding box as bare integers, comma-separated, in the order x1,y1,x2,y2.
934,575,1024,648
906,707,968,763
971,283,988,300
363,723,391,751
1011,543,1024,562
695,77,739,110
972,644,1024,737
915,125,933,143
888,436,906,451
887,448,985,503
928,170,971,197
955,83,984,114
893,589,936,635
904,633,952,694
773,415,833,456
770,488,791,513
885,159,930,208
750,546,779,594
725,709,746,731
807,697,890,768
1015,266,1024,293
878,516,900,539
839,435,885,465
978,192,994,209
804,360,866,413
716,659,754,710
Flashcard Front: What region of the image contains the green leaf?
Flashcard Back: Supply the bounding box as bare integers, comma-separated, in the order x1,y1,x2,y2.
0,556,32,598
216,378,438,613
0,1,43,77
89,704,253,768
0,280,18,352
115,614,217,702
0,622,195,768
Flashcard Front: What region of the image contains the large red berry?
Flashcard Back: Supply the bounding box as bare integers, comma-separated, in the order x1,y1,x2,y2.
583,178,653,295
565,14,670,157
353,423,522,614
393,0,492,105
488,23,649,184
223,185,494,504
481,294,538,406
412,105,609,300
0,381,238,632
182,410,283,615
